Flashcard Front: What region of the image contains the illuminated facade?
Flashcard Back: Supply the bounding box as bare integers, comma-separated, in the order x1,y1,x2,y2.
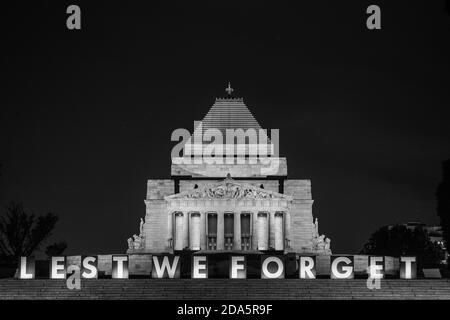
127,88,331,256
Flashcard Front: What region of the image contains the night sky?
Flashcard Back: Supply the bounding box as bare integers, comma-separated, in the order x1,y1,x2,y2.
1,0,450,255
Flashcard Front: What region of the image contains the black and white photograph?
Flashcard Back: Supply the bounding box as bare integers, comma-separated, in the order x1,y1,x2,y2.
1,0,450,316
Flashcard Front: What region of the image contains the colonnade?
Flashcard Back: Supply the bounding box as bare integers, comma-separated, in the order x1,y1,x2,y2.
169,211,289,252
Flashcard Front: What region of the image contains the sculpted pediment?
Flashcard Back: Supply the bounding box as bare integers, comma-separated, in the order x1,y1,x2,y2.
165,176,292,201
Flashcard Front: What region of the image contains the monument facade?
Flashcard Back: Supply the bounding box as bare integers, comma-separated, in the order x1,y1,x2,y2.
127,85,331,256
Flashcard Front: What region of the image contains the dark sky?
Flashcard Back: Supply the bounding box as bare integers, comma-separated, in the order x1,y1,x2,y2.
1,0,450,255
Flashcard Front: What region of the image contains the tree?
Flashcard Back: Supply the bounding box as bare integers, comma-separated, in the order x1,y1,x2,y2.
437,159,450,266
0,202,64,265
45,241,67,258
361,224,444,270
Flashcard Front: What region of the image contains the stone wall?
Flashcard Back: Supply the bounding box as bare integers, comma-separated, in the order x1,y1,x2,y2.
146,180,174,200
284,179,312,200
144,200,169,252
171,158,288,177
289,200,315,253
283,180,316,253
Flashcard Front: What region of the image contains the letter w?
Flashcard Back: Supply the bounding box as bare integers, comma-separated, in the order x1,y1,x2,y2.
153,256,179,278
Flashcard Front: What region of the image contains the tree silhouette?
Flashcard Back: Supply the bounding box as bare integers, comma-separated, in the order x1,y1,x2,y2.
437,159,450,266
361,224,444,270
45,241,67,258
0,202,66,265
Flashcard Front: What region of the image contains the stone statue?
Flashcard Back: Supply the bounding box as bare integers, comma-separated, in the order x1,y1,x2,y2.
133,234,142,249
312,234,326,250
314,217,319,237
324,238,331,250
311,232,331,254
312,235,319,248
139,218,144,236
126,218,146,251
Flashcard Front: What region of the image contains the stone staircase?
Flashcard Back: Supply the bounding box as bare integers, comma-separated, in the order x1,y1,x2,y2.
1,279,450,300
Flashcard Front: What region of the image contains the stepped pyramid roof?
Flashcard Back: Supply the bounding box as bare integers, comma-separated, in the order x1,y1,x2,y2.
200,97,263,136
171,84,286,177
189,84,270,149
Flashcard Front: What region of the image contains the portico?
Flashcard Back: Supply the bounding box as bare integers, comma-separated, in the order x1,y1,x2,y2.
164,177,292,252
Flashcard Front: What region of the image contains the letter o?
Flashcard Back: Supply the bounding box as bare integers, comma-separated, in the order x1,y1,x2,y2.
261,256,284,279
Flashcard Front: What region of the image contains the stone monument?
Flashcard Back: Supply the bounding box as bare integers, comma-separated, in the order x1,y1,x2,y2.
127,85,331,256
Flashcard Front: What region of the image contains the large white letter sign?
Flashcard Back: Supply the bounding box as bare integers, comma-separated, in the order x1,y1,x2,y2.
19,256,35,279
230,256,246,279
299,256,316,279
330,256,354,279
192,256,208,279
369,256,384,279
112,255,129,279
152,255,180,278
51,256,66,279
82,256,98,279
261,256,285,279
400,256,417,279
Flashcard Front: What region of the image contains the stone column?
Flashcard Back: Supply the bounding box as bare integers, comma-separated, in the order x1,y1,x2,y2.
269,211,275,249
274,212,284,250
174,212,184,250
284,211,290,249
200,212,207,250
167,211,173,250
252,212,258,250
257,212,269,250
234,212,241,250
189,212,201,250
217,212,224,250
183,211,189,250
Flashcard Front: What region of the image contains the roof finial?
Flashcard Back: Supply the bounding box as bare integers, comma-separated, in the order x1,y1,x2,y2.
225,82,234,96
